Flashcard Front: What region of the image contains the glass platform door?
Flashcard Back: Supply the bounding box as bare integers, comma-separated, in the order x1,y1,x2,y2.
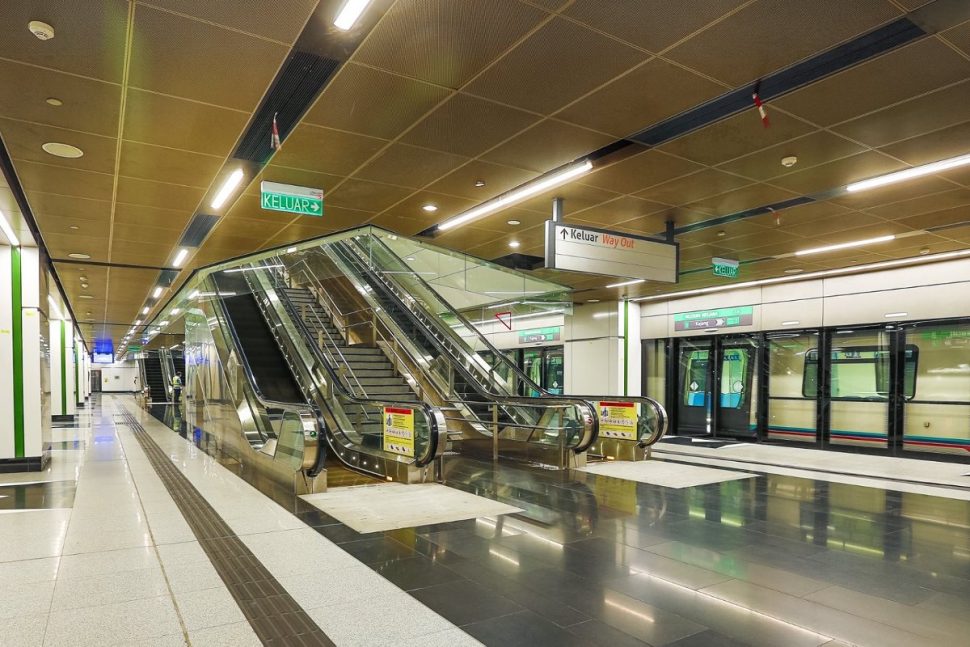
716,336,760,438
676,338,715,435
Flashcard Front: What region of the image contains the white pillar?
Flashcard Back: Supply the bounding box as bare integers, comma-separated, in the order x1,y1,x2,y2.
0,245,13,460
564,300,641,397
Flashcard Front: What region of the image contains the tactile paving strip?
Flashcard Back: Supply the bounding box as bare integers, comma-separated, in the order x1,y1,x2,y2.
119,411,335,646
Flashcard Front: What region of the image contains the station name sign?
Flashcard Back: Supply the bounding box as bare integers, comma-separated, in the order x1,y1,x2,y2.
544,222,678,283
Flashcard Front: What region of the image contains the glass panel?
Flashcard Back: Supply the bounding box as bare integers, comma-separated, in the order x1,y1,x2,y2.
828,330,890,449
643,339,666,404
720,348,748,409
903,323,970,455
677,339,713,435
543,347,564,394
522,349,543,397
767,332,817,443
717,338,759,437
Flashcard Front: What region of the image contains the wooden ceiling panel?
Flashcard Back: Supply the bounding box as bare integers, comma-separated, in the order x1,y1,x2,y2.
878,121,970,166
25,192,112,222
567,196,670,229
482,119,614,173
866,188,970,221
302,63,452,140
0,118,117,175
0,60,121,137
354,143,468,189
716,131,866,182
112,202,192,230
44,231,110,262
116,176,205,212
111,222,183,247
325,179,413,213
657,110,815,166
898,205,970,232
123,89,249,155
635,168,752,206
118,141,223,188
465,16,646,115
582,150,703,196
664,0,901,85
556,58,725,138
564,0,748,52
425,161,538,200
0,0,128,82
402,93,539,158
130,5,289,110
269,123,388,176
110,241,180,267
15,161,115,202
773,37,970,127
352,0,547,88
744,200,851,228
143,0,317,43
676,219,773,246
35,213,111,239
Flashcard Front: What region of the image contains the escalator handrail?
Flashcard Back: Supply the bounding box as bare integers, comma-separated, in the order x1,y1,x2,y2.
250,264,445,468
570,394,668,449
326,241,598,452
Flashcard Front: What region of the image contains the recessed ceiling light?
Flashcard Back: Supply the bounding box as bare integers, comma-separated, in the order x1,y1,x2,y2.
45,97,63,106
606,278,645,289
79,276,87,281
884,312,908,318
717,230,726,237
286,246,298,254
173,248,189,267
69,225,78,230
508,240,520,248
152,287,163,298
586,299,600,303
68,253,90,259
475,180,486,187
784,268,804,274
406,256,415,261
78,294,93,299
781,320,800,326
422,204,438,212
80,283,88,289
507,219,521,226
42,142,83,158
142,306,149,315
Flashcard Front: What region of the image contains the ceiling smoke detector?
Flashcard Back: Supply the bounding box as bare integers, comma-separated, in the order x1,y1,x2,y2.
28,20,55,40
781,156,798,168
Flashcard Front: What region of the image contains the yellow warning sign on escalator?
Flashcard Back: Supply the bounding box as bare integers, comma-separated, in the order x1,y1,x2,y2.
598,401,637,440
383,406,415,457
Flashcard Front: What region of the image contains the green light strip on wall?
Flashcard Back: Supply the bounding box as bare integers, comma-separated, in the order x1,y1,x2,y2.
12,248,24,457
60,320,66,414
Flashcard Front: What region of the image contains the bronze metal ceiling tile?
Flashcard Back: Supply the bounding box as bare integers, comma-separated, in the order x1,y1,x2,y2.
635,168,753,205
302,63,452,140
110,241,180,267
611,208,685,237
465,16,646,114
773,37,970,127
556,58,725,138
25,192,111,222
481,119,614,172
804,220,918,246
683,183,800,217
898,204,970,231
0,184,18,218
745,199,850,228
116,176,205,212
366,213,435,236
272,204,376,236
767,151,904,195
352,0,547,88
582,150,703,195
878,120,970,166
325,178,413,213
0,0,128,82
14,161,115,202
517,180,621,215
780,211,888,239
141,0,317,43
118,140,223,189
0,117,117,174
0,60,121,137
866,188,970,220
832,80,970,149
112,202,192,230
716,131,866,182
657,109,816,166
425,160,538,199
564,0,748,52
664,0,901,86
565,195,670,228
201,227,279,252
130,5,289,110
269,123,388,176
44,231,109,262
402,93,539,158
111,222,183,247
830,175,955,210
676,219,773,245
714,229,806,253
34,213,110,239
941,20,970,57
122,89,249,156
354,143,469,188
888,240,967,258
382,192,480,228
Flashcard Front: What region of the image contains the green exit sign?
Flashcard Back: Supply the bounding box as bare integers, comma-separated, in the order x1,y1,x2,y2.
712,257,739,278
127,345,142,352
260,181,324,217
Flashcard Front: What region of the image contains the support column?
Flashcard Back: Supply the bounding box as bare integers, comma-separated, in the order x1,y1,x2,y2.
564,300,640,396
0,245,14,462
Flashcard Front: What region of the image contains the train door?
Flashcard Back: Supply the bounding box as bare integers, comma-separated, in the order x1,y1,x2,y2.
676,336,759,437
543,347,564,394
522,348,543,396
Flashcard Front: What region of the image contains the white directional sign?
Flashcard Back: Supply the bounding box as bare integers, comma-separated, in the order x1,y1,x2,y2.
544,222,678,283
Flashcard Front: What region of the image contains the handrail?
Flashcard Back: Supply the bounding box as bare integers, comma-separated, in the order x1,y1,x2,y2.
248,264,446,468
571,394,668,450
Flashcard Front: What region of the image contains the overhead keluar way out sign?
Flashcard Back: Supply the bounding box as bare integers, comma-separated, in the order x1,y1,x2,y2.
260,181,324,217
544,221,678,282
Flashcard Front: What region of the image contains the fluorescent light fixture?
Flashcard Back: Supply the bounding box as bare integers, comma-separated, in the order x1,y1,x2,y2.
173,248,189,267
142,306,149,315
438,160,593,231
781,320,800,326
884,312,908,318
333,0,373,30
606,278,645,289
286,246,298,254
223,264,284,273
211,168,244,210
159,321,169,326
846,153,970,193
0,209,19,246
508,240,520,249
189,290,199,299
171,308,180,316
794,235,895,256
635,248,970,303
152,286,163,299
134,320,141,325
47,295,62,319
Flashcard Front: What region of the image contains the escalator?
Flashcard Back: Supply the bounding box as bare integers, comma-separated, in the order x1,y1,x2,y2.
143,353,166,402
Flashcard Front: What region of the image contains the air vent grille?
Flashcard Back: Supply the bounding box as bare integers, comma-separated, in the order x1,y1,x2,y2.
178,214,220,248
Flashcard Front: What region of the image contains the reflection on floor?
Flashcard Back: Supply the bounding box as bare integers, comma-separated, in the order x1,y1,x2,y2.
148,403,970,647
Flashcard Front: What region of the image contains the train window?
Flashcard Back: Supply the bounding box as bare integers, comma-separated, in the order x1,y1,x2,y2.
803,345,918,399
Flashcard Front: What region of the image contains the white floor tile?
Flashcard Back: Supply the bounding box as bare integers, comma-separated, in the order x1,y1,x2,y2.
0,581,55,621
173,587,246,631
186,621,261,647
308,590,454,646
44,595,182,646
56,546,157,581
51,566,169,611
0,558,59,585
279,564,396,610
0,614,49,647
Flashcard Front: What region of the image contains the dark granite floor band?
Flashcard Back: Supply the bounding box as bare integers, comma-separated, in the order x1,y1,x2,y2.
119,410,335,647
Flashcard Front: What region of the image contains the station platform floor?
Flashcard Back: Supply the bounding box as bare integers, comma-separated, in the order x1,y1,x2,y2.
2,394,969,646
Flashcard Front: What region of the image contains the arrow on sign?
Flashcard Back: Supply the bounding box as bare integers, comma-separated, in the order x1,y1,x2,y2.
560,229,568,240
310,202,320,212
715,318,725,326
